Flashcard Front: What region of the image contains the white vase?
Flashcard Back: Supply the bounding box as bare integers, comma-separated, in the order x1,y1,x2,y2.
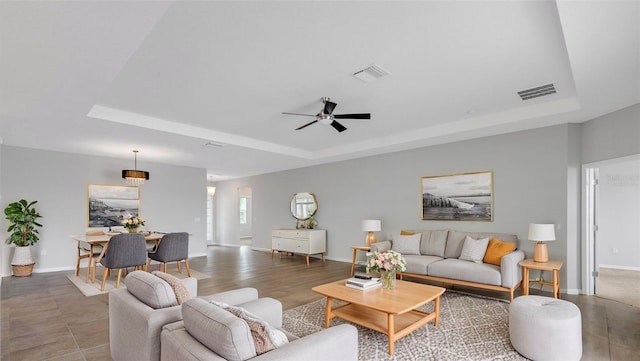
11,246,34,266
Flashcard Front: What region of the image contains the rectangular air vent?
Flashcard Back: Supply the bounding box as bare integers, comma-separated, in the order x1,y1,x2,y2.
517,83,556,100
353,64,390,83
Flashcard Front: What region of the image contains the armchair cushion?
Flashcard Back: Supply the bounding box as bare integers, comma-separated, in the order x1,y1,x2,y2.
183,298,256,361
212,301,288,354
152,271,192,305
125,270,178,309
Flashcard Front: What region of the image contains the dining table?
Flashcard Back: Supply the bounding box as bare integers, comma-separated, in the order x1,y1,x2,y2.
71,232,165,283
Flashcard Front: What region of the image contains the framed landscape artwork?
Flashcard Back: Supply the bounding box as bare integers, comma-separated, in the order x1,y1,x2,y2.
87,184,140,227
421,171,493,221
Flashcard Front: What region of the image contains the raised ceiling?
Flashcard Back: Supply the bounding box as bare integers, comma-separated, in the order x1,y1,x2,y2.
1,1,638,181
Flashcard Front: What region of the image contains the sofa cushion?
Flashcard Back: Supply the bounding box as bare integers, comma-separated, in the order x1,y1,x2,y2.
420,230,448,257
428,258,501,286
124,270,178,309
391,233,422,255
402,255,444,275
483,238,517,266
478,232,518,244
445,231,478,258
459,236,490,263
182,298,256,361
152,271,192,305
212,301,288,355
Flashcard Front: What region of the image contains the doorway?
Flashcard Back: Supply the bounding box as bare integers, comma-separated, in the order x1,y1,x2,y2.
583,154,640,308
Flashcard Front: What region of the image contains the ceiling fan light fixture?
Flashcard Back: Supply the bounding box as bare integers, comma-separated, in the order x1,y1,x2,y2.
122,150,149,185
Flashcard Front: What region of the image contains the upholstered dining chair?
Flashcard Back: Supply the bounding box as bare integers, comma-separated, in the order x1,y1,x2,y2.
99,233,147,291
76,230,105,282
147,232,191,277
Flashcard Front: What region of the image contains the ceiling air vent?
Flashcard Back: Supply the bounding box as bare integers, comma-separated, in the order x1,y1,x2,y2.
353,64,390,83
517,83,556,100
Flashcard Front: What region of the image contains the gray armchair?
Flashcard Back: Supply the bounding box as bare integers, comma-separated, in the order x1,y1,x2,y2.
100,233,147,291
148,232,191,276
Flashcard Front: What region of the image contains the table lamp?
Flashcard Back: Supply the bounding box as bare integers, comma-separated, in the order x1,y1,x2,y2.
528,223,555,262
361,219,381,247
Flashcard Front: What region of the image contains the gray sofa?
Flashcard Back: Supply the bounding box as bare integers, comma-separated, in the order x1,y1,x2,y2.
370,229,525,301
160,298,358,361
109,271,358,361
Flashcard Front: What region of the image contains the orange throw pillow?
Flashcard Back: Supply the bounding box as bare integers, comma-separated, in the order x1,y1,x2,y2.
400,230,415,236
483,238,516,266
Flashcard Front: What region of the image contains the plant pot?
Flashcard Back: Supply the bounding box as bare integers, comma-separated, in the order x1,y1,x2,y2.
11,246,35,276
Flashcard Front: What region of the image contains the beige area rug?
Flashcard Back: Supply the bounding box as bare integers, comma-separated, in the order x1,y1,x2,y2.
283,290,528,361
597,267,640,308
67,267,211,297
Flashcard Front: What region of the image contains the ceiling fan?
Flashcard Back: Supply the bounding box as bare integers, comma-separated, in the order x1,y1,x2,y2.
282,97,371,132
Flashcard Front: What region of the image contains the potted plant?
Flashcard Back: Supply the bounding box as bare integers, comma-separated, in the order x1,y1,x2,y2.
4,199,42,276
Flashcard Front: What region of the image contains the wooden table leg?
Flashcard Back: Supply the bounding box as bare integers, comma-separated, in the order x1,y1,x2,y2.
522,266,530,295
387,313,395,355
554,269,560,298
434,296,441,327
324,297,333,328
306,255,310,265
350,248,357,276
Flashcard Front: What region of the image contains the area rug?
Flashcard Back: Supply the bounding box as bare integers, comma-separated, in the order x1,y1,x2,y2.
282,290,528,361
67,267,211,297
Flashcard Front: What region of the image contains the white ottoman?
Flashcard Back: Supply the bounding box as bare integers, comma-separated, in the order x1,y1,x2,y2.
509,296,582,361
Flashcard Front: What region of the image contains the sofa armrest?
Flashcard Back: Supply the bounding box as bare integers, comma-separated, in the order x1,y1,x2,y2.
199,287,259,305
500,249,526,288
252,324,358,361
181,277,198,297
369,240,392,253
238,297,283,329
110,288,183,361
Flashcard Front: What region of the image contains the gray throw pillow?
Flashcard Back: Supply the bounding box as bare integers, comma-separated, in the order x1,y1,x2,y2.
391,234,422,255
459,235,490,263
124,270,178,309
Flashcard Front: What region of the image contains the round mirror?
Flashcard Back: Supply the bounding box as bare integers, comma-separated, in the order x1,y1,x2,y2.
290,192,318,220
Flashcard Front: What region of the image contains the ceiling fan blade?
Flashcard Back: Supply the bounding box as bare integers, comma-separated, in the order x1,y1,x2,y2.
295,120,318,130
330,120,347,132
323,101,337,115
282,112,317,117
333,113,371,119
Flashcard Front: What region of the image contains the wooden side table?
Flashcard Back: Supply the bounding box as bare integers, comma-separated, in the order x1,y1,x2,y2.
519,259,563,298
350,246,370,276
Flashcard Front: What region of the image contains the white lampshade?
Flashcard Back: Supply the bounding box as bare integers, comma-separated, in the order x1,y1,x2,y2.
528,224,556,242
361,219,381,232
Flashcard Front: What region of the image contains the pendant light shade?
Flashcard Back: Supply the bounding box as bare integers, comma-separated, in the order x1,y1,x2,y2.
122,150,149,185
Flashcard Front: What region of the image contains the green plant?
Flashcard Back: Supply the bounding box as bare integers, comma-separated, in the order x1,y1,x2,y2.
4,199,42,247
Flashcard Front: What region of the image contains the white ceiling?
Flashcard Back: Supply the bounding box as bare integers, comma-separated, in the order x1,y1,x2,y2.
1,1,638,181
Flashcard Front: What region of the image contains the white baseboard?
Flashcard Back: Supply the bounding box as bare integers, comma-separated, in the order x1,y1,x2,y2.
599,264,640,271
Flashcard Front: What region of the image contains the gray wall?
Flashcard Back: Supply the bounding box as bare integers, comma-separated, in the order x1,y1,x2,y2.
215,124,577,290
597,158,640,268
0,146,208,276
581,104,640,164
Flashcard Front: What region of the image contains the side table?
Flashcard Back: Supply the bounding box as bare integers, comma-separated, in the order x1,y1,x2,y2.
519,259,563,298
350,246,370,276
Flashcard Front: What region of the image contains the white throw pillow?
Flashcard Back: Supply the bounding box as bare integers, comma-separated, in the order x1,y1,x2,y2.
459,235,490,263
391,233,422,255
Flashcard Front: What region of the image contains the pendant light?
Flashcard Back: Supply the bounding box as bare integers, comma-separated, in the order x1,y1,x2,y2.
122,150,149,185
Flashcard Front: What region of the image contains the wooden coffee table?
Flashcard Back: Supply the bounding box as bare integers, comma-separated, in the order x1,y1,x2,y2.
312,279,445,355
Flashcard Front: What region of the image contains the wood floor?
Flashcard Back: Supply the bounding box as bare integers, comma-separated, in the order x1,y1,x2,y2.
1,245,639,361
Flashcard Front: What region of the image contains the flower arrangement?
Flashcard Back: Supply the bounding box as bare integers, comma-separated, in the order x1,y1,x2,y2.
122,215,145,232
366,250,407,273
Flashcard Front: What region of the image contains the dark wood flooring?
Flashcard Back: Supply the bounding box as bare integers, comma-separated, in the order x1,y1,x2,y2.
1,246,639,360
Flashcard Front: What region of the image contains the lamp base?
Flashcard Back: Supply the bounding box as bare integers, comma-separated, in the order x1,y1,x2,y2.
365,232,377,247
533,242,549,262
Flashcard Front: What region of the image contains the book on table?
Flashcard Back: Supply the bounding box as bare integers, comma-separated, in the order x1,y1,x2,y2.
346,276,381,290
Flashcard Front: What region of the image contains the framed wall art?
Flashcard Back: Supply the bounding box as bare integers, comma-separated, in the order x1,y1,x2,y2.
421,171,493,221
87,184,140,227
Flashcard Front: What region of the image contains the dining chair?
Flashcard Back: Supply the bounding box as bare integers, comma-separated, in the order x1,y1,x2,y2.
147,232,191,277
76,230,105,282
99,233,148,291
